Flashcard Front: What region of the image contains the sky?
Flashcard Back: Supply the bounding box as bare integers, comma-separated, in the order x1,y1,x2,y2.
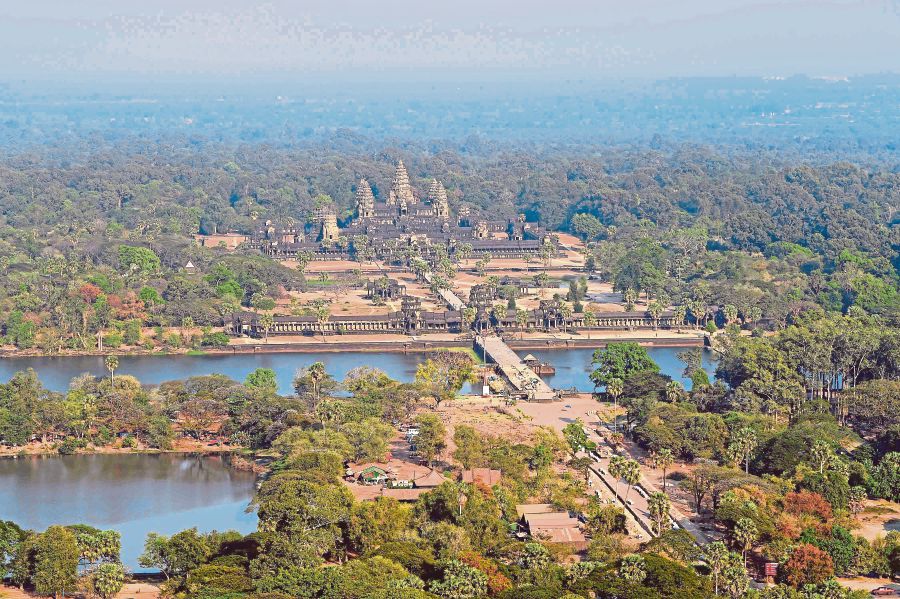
1,0,899,86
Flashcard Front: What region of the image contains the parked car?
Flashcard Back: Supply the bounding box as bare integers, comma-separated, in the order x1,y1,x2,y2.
872,587,896,596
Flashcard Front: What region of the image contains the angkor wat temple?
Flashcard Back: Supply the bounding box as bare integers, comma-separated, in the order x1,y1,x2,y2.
249,161,554,261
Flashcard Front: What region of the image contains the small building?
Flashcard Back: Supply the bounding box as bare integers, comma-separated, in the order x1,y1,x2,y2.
357,465,389,485
379,468,447,502
412,469,447,488
515,504,587,550
461,468,502,486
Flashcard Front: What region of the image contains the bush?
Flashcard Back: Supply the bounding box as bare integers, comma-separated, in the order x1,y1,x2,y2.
202,332,231,347
104,333,123,348
58,437,80,455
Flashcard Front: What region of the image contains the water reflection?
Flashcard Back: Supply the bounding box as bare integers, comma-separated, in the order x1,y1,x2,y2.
0,453,257,569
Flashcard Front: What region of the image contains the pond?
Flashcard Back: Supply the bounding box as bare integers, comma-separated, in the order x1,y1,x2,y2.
0,453,257,570
0,346,716,394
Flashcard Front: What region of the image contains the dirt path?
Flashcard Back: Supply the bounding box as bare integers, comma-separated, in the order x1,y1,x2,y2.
1,583,160,599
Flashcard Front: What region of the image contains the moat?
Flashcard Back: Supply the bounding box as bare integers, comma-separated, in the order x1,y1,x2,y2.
0,347,716,394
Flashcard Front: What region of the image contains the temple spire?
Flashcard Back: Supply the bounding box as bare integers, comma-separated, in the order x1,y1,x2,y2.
427,178,450,219
387,160,416,206
356,178,375,219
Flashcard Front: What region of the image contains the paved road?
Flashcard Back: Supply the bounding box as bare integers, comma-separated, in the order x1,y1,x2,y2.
585,426,712,546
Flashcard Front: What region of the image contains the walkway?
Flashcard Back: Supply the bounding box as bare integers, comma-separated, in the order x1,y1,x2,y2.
423,272,467,310
475,335,556,401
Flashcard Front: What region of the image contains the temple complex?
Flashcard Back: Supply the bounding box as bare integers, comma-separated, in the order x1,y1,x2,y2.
249,161,554,262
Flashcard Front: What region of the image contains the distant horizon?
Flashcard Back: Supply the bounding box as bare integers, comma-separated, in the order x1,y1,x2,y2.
4,71,900,98
2,1,899,84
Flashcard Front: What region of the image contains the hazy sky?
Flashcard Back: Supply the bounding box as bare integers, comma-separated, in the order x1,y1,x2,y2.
2,0,899,83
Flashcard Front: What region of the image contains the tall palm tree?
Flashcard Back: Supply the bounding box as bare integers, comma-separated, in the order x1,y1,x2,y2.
260,313,274,343
622,459,641,504
647,300,663,330
608,455,625,500
705,541,729,596
653,448,675,493
647,492,671,535
105,355,119,384
623,288,638,311
606,378,624,433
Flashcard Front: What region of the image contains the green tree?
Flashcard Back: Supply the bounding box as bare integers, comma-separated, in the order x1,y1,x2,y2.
259,312,275,342
429,559,488,599
720,551,749,599
342,418,395,463
118,245,160,276
618,554,647,584
563,418,595,455
246,368,278,395
570,213,604,241
415,352,476,410
293,362,338,413
92,563,125,599
621,458,642,504
590,342,659,389
32,526,80,599
0,520,25,579
706,540,729,596
453,425,485,470
727,427,758,474
415,414,447,467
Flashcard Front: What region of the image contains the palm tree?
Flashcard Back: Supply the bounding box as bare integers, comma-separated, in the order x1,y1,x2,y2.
647,300,663,330
689,299,706,328
260,313,274,343
706,541,729,596
622,458,641,504
673,305,687,328
733,518,758,568
623,288,638,312
559,302,573,333
606,377,624,434
652,447,675,493
665,381,683,403
647,492,671,535
618,555,646,584
608,455,625,500
515,309,529,339
105,355,119,384
723,304,738,325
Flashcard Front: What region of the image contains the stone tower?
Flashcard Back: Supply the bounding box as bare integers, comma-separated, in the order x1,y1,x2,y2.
473,220,489,239
318,209,340,243
387,160,416,206
427,178,450,219
356,179,375,219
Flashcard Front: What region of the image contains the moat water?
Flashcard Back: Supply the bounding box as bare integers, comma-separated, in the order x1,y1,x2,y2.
0,347,716,393
0,453,257,570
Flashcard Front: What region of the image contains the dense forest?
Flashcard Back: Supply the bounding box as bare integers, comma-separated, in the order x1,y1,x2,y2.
0,137,897,350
